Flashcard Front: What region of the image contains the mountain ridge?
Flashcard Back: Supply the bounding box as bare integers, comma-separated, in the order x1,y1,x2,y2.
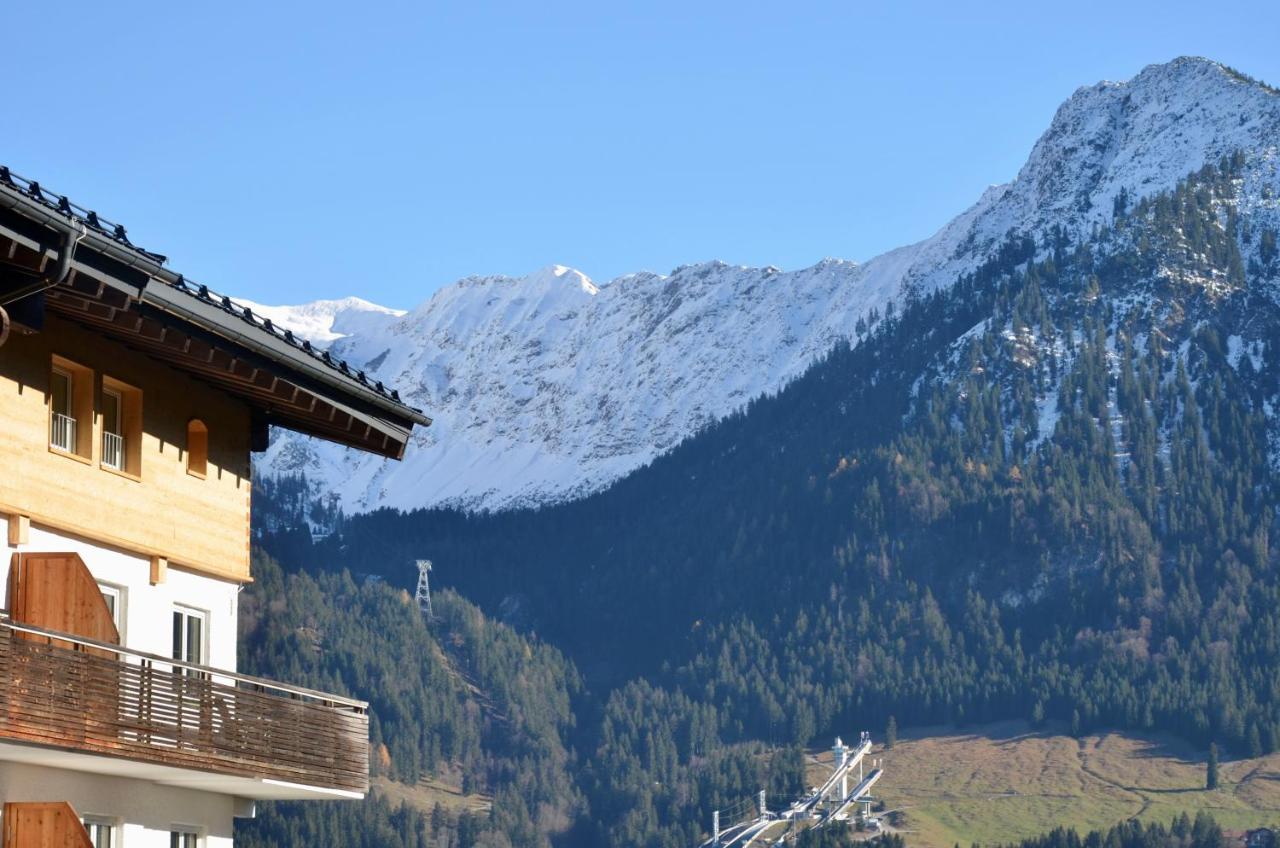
254,56,1280,513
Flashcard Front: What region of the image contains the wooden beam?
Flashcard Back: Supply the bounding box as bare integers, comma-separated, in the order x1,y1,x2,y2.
0,497,250,585
150,556,167,585
7,515,29,546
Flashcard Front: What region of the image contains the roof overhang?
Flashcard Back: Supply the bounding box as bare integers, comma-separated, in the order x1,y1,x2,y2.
0,178,428,459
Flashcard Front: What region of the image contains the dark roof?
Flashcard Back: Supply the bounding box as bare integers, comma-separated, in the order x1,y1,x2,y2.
0,166,430,459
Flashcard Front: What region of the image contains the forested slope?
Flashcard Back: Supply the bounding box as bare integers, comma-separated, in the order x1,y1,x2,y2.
235,552,583,847
255,158,1280,846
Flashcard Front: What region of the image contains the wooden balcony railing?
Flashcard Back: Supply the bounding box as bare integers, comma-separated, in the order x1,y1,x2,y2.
0,615,368,795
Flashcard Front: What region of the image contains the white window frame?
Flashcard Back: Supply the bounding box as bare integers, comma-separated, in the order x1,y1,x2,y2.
172,605,209,669
102,386,123,436
49,366,76,453
170,825,202,848
96,581,126,641
51,366,74,416
101,386,125,470
82,815,118,848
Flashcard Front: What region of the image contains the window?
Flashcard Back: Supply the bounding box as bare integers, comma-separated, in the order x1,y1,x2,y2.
172,605,207,669
100,376,142,477
170,828,200,848
101,388,124,470
50,368,73,449
96,582,126,639
82,817,116,848
49,357,93,458
186,419,208,478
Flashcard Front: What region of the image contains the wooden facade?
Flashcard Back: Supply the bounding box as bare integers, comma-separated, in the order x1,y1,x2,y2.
0,314,252,582
0,617,369,795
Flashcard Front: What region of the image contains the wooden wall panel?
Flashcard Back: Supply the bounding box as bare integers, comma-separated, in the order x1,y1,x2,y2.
1,801,94,848
7,553,119,653
0,314,252,582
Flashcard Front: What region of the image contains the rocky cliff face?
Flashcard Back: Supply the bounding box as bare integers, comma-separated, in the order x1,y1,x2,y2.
254,58,1280,513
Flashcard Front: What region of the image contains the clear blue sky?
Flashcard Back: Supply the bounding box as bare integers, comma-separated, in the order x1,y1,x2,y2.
5,1,1279,307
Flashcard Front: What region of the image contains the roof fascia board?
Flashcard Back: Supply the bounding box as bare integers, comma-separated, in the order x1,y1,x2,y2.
139,283,428,427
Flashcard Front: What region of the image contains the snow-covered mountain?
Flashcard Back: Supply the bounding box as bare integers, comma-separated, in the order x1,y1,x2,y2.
255,57,1280,513
235,296,405,344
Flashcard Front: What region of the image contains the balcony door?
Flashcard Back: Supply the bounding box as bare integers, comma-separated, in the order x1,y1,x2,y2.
171,606,206,669
170,605,211,743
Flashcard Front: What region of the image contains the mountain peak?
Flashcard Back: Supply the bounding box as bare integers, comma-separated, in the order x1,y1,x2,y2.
1132,55,1277,93
532,264,600,295
256,57,1280,514
235,295,406,344
889,54,1280,298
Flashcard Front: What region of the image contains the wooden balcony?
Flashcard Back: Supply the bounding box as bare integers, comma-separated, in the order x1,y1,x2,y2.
0,615,368,796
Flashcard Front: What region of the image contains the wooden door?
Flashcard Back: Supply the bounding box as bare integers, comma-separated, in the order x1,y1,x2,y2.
1,802,94,848
6,553,120,653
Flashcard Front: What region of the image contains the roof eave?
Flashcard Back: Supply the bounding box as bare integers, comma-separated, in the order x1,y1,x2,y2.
0,182,432,435
0,183,430,458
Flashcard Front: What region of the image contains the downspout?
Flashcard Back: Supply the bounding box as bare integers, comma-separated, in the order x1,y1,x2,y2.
0,219,87,307
0,220,86,347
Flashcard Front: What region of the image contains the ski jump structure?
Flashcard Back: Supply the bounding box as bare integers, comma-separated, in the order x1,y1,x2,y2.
700,732,885,847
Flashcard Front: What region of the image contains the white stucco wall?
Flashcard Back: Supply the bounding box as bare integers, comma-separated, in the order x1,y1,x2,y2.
2,513,239,672
0,761,238,848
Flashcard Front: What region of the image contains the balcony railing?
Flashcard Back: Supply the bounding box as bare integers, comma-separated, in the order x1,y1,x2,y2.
101,431,124,470
50,412,77,453
0,615,368,795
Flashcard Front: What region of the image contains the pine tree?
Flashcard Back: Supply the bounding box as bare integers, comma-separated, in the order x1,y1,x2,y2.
1206,743,1220,790
1261,228,1277,265
885,715,897,750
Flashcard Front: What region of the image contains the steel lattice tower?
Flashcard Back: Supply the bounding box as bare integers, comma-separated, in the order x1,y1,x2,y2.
415,559,434,621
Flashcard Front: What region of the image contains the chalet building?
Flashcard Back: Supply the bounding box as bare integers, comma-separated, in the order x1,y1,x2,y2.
0,168,429,847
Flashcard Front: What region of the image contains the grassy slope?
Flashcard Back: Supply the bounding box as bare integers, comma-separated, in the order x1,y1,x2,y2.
804,721,1280,847
371,775,492,815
